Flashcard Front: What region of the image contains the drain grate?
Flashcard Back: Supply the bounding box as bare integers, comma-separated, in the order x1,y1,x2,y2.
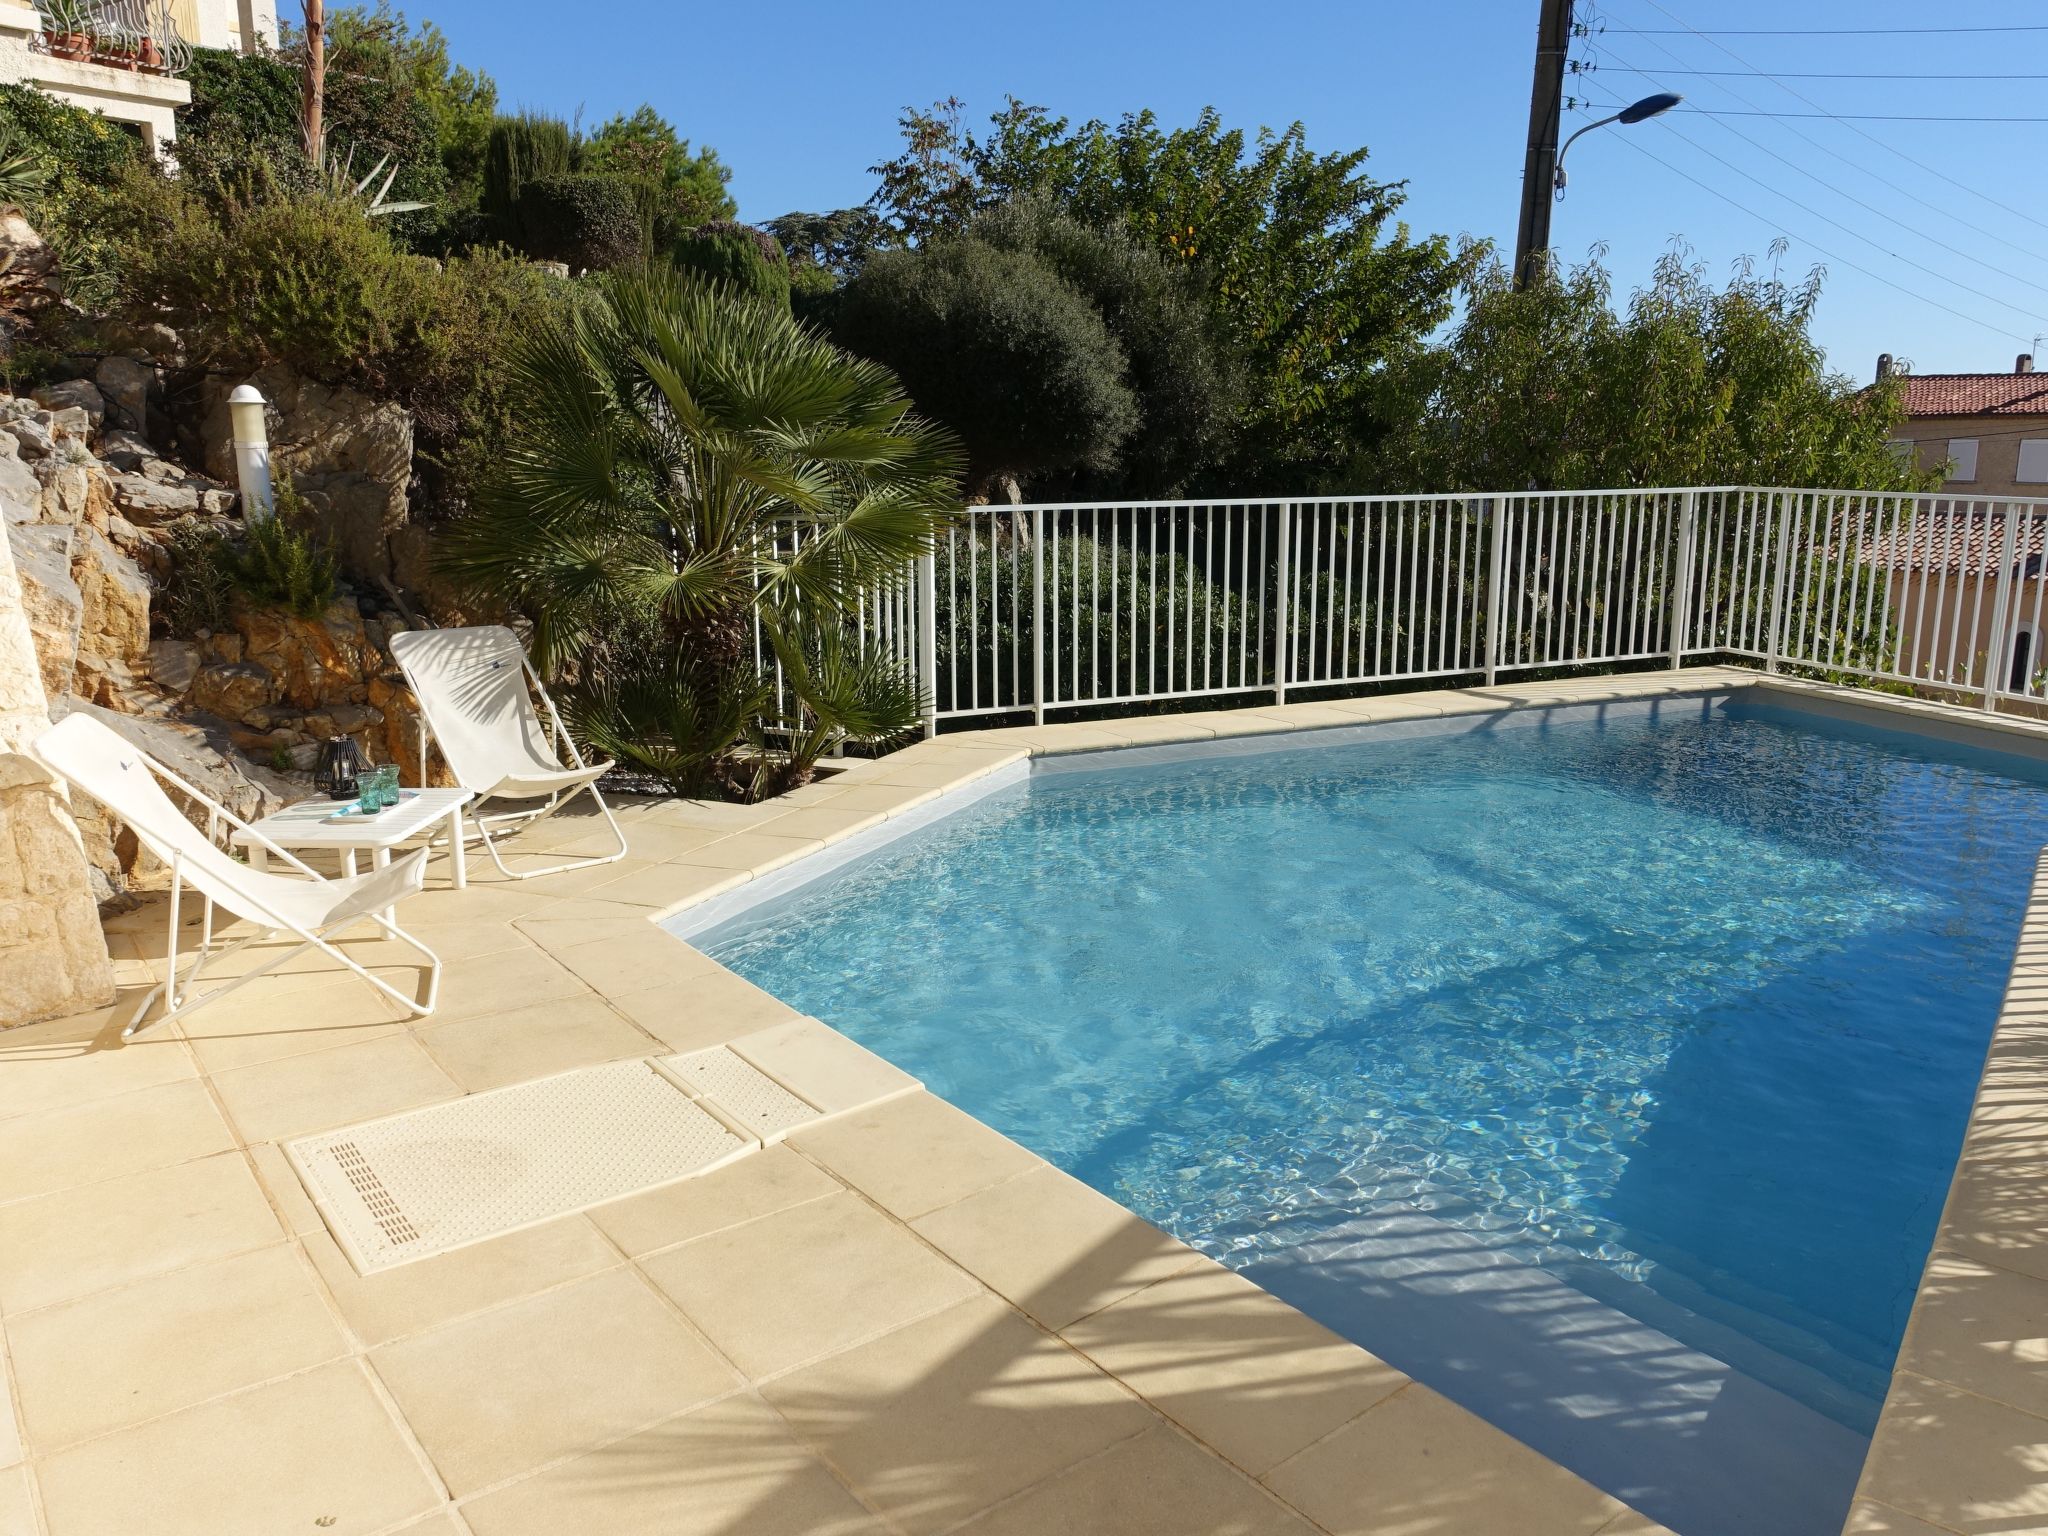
287,1059,748,1273
659,1046,821,1142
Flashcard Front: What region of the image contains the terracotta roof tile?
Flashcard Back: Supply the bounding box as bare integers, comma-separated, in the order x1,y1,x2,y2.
1899,374,2048,417
1859,509,2048,574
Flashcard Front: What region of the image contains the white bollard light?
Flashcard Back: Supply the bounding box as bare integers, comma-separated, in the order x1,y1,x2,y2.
228,383,274,523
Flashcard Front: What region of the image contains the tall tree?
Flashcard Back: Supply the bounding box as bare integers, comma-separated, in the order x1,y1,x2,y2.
300,0,324,161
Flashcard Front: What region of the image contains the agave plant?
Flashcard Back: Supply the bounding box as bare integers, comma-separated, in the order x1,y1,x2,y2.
0,124,48,213
318,142,430,219
441,264,963,800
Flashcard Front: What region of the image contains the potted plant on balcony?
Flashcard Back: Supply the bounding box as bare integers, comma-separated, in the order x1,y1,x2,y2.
40,0,91,60
137,33,161,69
101,35,138,68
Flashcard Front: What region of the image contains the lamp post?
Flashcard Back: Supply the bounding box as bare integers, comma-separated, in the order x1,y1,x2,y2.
1515,91,1682,289
228,384,274,523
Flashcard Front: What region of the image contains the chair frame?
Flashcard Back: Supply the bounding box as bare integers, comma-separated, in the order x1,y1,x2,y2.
404,640,628,882
57,745,443,1039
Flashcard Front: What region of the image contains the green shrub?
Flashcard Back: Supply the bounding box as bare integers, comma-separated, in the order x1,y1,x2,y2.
481,111,572,238
0,84,143,188
233,482,336,618
516,173,644,271
158,522,239,635
670,221,789,310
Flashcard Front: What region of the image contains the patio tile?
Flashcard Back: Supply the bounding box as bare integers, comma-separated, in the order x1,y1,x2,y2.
246,1139,324,1236
911,1164,1204,1331
640,1191,977,1379
301,1215,619,1348
1061,1259,1409,1476
605,975,802,1052
179,975,412,1075
0,1009,194,1120
787,1090,1040,1221
34,1360,438,1536
416,994,656,1093
951,1422,1314,1536
458,1391,888,1536
0,1078,232,1205
0,1372,19,1468
386,917,534,962
1898,1251,2048,1418
579,861,747,913
1840,1498,1956,1535
431,945,593,1025
672,832,825,874
1262,1384,1623,1536
815,782,944,815
7,1244,345,1450
370,1267,737,1496
542,927,721,993
1857,1370,2048,1531
761,1293,1155,1536
726,1018,919,1116
493,856,658,898
746,806,886,845
510,897,658,929
866,758,1011,788
209,1035,459,1144
0,1152,279,1315
597,821,730,863
589,1143,839,1257
0,1468,30,1536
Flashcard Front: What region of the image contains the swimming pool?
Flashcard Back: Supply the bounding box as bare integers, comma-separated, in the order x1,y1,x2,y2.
686,695,2048,1536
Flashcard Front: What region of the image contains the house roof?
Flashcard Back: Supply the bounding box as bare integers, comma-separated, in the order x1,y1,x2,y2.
1860,509,2048,574
1899,373,2048,418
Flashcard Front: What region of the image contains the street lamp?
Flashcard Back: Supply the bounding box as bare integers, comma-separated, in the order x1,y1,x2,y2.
1553,92,1683,198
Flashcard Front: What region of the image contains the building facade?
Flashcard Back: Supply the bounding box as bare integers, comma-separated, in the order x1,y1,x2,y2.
0,0,278,155
1882,353,2048,500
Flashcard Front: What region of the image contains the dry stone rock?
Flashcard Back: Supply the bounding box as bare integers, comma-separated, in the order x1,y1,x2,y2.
0,437,41,525
146,638,200,695
95,355,152,435
69,528,151,691
0,210,58,324
34,461,91,525
5,523,78,698
32,379,104,427
191,660,280,722
96,429,155,472
43,407,90,441
1,413,53,459
109,472,200,523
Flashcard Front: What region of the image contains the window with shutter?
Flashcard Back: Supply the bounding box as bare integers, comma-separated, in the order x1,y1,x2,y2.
1947,438,1980,482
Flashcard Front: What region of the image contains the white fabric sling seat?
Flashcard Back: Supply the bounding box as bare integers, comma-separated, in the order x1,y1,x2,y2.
33,712,441,1039
388,625,627,881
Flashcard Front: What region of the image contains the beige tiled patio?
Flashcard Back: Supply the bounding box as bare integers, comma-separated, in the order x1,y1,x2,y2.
1,664,1963,1536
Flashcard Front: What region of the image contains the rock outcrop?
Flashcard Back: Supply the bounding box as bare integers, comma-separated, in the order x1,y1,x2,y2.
0,380,447,908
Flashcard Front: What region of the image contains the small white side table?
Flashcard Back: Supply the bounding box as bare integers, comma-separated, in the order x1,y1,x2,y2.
232,789,477,906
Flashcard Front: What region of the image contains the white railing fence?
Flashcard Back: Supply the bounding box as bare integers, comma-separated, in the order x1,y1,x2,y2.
871,487,2048,734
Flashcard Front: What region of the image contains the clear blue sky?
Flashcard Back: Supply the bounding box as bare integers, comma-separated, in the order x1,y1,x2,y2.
414,0,2048,381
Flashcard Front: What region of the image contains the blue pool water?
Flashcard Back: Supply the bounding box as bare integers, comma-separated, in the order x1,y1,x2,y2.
694,697,2048,1535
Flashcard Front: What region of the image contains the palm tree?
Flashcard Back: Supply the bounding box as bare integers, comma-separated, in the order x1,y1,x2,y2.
439,264,963,800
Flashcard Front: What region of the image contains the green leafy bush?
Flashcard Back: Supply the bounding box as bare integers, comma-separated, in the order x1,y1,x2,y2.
158,522,239,635
670,221,789,309
481,111,572,239
516,173,644,271
233,485,337,618
827,237,1137,500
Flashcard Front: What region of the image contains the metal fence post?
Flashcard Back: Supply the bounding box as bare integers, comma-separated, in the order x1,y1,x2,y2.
1030,506,1046,726
1765,491,1794,674
1983,505,2020,713
1668,489,1698,670
1273,502,1293,704
1483,497,1504,686
917,550,938,738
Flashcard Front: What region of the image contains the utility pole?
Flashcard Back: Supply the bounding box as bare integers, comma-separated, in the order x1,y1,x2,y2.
1513,0,1574,290
300,0,325,165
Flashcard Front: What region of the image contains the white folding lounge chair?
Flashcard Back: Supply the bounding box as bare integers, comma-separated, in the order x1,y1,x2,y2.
33,712,441,1039
388,625,627,881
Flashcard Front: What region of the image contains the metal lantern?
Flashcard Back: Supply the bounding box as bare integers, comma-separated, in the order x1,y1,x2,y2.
313,735,367,800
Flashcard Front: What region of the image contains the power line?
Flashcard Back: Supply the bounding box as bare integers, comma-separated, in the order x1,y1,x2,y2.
1617,112,2048,326
1663,108,2048,123
1587,16,2048,267
1605,132,2030,345
1596,23,2048,36
1605,70,2048,82
1632,0,2048,239
1586,48,2048,303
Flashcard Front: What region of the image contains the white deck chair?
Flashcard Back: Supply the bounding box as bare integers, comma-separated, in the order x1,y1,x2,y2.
33,713,441,1039
388,625,627,881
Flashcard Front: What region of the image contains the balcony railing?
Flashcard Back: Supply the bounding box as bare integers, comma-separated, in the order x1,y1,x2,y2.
844,487,2048,735
31,0,191,75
